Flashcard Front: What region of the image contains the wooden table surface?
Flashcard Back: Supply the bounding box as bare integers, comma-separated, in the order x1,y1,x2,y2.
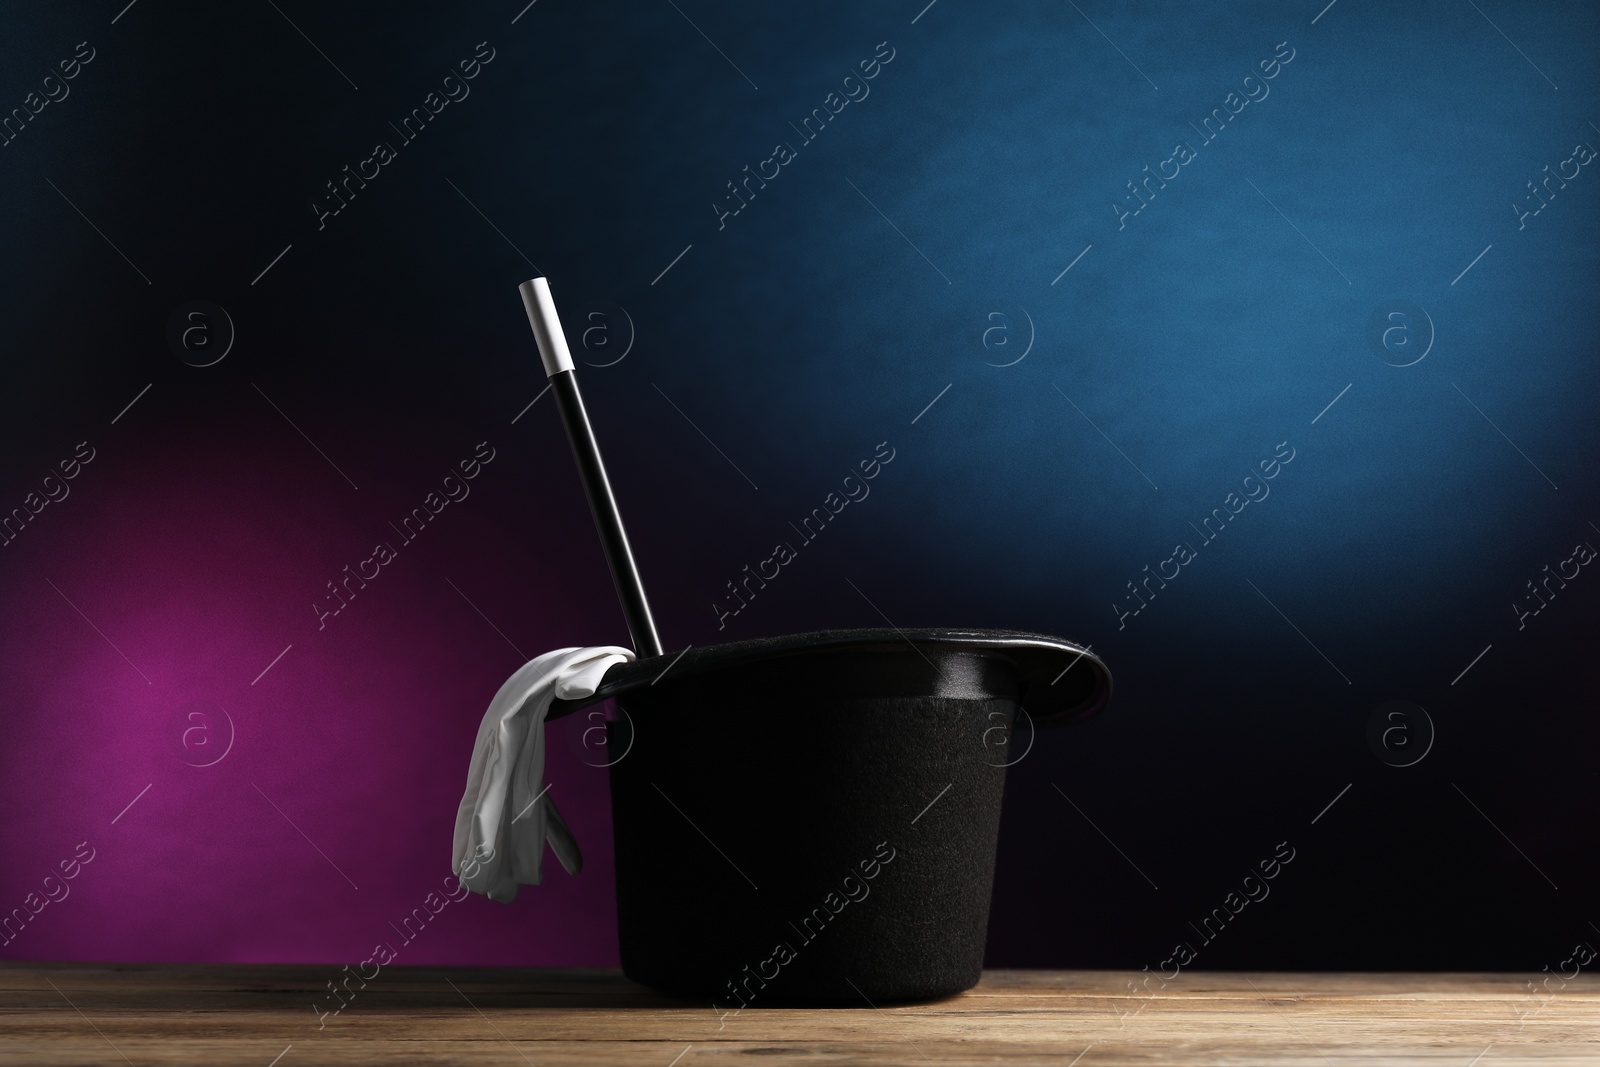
3,964,1597,1065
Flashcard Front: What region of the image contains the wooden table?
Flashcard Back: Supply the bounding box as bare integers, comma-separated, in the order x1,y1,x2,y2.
3,964,1596,1065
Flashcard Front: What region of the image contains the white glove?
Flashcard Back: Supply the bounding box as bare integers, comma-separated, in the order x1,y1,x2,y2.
452,645,634,902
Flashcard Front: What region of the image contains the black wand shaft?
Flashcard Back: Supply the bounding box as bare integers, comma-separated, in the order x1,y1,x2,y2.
547,368,662,658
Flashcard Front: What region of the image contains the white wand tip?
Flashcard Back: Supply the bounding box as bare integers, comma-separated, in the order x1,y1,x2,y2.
519,277,575,378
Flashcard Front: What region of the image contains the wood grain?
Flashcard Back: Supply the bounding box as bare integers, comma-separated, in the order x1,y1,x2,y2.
2,964,1596,1065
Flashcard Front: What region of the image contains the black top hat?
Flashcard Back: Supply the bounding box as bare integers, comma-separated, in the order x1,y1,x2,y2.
543,626,1109,1006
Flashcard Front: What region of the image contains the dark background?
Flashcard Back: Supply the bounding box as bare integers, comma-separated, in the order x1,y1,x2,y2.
1,0,1595,973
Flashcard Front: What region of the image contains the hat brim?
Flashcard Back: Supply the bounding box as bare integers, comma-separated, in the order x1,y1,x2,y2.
548,628,1110,729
